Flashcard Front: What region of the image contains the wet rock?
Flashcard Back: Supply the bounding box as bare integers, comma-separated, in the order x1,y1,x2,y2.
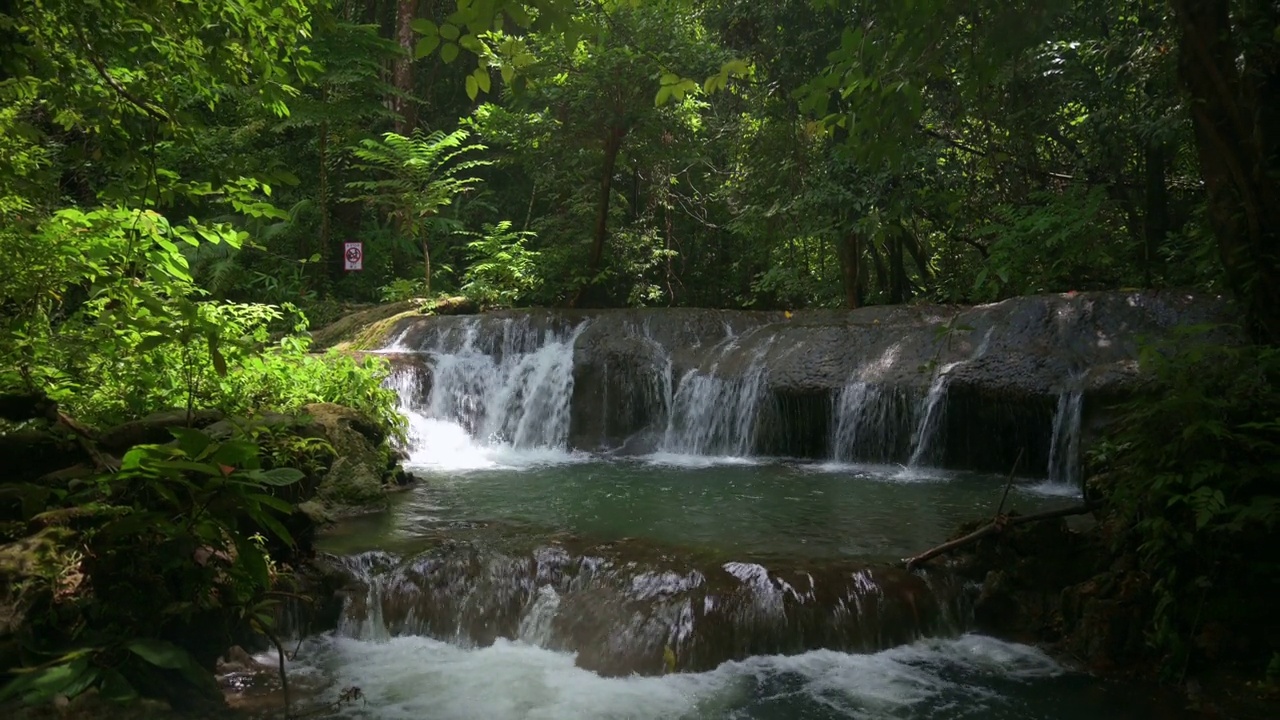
324,540,972,677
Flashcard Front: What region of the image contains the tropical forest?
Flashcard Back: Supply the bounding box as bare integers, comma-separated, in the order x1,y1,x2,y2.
0,0,1277,718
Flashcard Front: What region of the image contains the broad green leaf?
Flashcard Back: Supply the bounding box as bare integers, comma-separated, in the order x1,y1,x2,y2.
0,662,80,703
415,34,441,59
439,23,460,40
169,428,214,458
255,467,306,486
99,670,138,703
466,75,479,100
441,42,460,64
126,638,190,669
409,18,438,37
136,335,167,353
255,510,296,547
210,341,228,377
474,67,491,93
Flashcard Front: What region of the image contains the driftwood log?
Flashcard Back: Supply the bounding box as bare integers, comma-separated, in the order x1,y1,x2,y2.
901,447,1098,571
903,503,1099,571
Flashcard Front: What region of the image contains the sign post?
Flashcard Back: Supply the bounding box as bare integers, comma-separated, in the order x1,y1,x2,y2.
343,242,363,271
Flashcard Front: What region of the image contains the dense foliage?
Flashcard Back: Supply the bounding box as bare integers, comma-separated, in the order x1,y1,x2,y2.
1,0,1277,706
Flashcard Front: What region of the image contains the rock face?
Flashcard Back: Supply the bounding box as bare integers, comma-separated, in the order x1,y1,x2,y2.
326,537,970,677
377,291,1236,474
304,402,401,512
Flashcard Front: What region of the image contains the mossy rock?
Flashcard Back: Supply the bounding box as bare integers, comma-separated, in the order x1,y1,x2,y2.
308,300,424,352
303,403,394,514
309,296,479,352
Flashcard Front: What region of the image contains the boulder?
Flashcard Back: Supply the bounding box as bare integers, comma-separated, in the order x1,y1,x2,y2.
302,403,394,514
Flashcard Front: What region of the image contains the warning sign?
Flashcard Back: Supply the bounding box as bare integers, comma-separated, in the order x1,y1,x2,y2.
343,242,363,271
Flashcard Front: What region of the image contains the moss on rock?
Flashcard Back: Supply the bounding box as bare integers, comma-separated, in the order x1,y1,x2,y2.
302,403,396,515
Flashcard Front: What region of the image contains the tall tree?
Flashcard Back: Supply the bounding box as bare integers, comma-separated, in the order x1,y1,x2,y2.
1169,0,1280,343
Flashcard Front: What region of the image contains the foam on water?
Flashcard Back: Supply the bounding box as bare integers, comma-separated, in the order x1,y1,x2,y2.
279,633,1063,720
641,452,763,468
386,319,590,472
1016,479,1084,499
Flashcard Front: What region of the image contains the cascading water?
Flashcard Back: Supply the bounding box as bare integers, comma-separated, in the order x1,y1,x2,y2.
386,318,588,469
906,328,995,470
658,332,775,458
906,364,957,469
325,540,971,677
1046,376,1084,490
829,383,914,464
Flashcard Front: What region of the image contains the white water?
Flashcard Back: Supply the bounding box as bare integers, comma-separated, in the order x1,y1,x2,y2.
831,383,897,464
905,328,995,470
388,319,589,471
1045,376,1085,492
905,365,956,469
657,332,774,459
278,633,1063,720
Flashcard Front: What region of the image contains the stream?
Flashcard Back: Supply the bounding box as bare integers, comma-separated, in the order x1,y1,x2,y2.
228,316,1189,719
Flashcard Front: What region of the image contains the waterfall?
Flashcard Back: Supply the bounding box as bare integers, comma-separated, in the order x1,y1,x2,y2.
906,364,956,469
658,334,774,458
1047,379,1084,489
386,318,588,468
829,383,912,464
326,542,971,677
906,328,995,469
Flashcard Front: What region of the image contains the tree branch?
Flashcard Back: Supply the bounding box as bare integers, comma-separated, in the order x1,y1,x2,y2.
73,25,169,122
903,503,1098,571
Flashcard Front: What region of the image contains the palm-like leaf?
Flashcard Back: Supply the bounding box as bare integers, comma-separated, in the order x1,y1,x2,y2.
345,129,492,292
346,129,491,234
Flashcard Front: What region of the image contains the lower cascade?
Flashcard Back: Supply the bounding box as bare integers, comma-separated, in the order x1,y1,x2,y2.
327,540,970,677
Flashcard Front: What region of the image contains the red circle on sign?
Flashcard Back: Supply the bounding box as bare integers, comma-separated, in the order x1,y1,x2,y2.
345,246,362,263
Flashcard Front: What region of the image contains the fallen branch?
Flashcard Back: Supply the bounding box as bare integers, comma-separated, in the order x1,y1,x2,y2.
903,503,1099,571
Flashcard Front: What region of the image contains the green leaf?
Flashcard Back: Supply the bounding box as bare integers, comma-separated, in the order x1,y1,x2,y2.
441,42,460,64
409,18,438,36
474,67,491,93
136,335,167,353
246,492,294,513
99,669,138,703
415,34,441,59
209,341,228,377
255,467,305,486
439,23,460,40
155,459,224,476
466,75,479,100
255,510,295,547
126,639,189,669
0,662,80,703
234,534,271,588
170,428,213,459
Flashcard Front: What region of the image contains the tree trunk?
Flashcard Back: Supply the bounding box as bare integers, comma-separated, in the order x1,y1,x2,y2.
587,126,626,275
889,231,905,304
838,229,861,309
392,0,417,133
1170,0,1280,344
318,118,332,281
1142,140,1169,287
422,235,430,294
